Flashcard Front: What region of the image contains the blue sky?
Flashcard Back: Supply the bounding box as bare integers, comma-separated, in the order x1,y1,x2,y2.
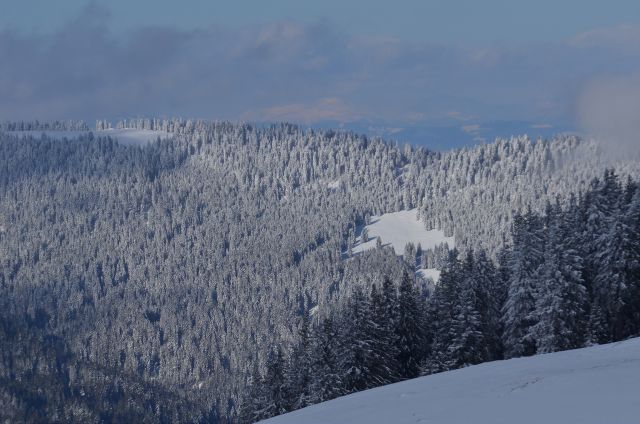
1,0,639,149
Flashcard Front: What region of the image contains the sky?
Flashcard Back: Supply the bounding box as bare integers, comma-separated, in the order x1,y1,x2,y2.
1,0,639,149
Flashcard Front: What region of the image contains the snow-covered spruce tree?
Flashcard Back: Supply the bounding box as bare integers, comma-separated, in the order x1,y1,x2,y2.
586,301,610,346
620,183,640,338
501,210,544,358
284,313,313,411
403,242,416,269
492,247,512,359
339,287,374,393
422,249,462,374
592,171,630,341
534,199,588,353
367,280,399,386
395,271,424,379
475,249,505,360
309,317,343,404
447,274,486,369
260,347,289,420
238,365,267,424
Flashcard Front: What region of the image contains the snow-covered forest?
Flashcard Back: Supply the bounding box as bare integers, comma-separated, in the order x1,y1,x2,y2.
0,119,638,423
243,173,640,422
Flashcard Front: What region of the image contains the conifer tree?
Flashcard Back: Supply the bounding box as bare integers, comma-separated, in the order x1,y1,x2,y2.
621,188,640,338
238,364,267,424
423,249,461,373
535,244,587,353
285,313,312,410
310,317,343,403
368,280,398,385
340,287,374,393
261,347,288,419
395,271,423,379
501,211,543,358
447,277,485,368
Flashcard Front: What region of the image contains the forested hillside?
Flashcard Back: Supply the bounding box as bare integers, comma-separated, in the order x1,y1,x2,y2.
0,119,637,422
244,172,640,421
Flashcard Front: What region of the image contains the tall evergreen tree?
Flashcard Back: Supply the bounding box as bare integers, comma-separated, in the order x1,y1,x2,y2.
368,280,398,385
285,313,313,411
447,276,486,368
339,287,374,393
501,211,543,358
238,364,267,424
261,347,288,419
621,188,640,338
535,199,584,352
395,271,423,379
593,199,629,340
309,317,343,404
476,249,505,360
423,249,461,373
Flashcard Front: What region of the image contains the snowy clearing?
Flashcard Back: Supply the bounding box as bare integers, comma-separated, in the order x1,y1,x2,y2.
327,179,341,190
351,209,454,282
6,128,172,146
416,268,441,282
353,209,454,255
262,337,640,424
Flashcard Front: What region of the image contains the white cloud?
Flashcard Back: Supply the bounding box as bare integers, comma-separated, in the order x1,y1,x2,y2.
569,24,640,54
462,124,482,135
577,74,640,155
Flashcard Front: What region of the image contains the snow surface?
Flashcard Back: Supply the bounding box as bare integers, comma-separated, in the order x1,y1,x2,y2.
6,129,172,146
351,209,454,282
327,179,341,190
354,209,454,255
262,337,640,424
416,268,441,282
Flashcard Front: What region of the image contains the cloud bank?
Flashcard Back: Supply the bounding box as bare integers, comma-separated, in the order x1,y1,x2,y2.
1,5,639,148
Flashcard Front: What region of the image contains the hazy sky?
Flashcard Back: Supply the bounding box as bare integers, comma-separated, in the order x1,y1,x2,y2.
1,0,639,148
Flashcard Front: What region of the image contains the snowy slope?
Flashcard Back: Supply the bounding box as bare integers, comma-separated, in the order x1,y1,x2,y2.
351,209,454,282
6,128,171,146
416,268,441,282
261,338,640,424
353,209,454,256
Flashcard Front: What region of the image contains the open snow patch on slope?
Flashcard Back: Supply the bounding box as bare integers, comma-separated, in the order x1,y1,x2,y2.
327,179,341,190
416,268,441,282
351,209,453,282
262,337,640,424
353,209,453,255
6,129,172,146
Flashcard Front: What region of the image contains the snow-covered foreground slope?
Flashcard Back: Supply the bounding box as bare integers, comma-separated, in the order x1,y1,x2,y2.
261,338,640,424
6,128,172,145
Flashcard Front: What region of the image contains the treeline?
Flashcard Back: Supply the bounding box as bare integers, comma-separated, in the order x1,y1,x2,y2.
244,170,640,423
0,120,89,131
